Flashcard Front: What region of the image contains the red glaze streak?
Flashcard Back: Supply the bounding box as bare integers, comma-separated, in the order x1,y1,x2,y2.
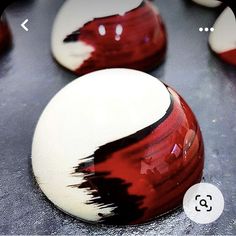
80,88,204,224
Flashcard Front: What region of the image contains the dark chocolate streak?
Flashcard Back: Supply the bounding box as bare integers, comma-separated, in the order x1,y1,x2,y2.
77,172,145,224
63,1,145,43
70,94,173,224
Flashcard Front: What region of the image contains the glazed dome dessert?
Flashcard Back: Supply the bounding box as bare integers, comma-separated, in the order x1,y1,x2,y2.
51,0,167,75
32,69,204,225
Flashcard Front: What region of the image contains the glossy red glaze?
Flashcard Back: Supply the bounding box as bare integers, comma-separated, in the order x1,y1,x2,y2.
0,16,11,54
219,49,236,66
74,87,204,225
64,1,167,75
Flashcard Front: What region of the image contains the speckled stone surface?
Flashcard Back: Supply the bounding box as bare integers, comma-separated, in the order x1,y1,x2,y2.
0,0,236,235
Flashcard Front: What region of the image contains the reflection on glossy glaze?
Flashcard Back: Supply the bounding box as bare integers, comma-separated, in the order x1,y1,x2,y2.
52,0,167,75
0,15,11,54
32,69,204,225
209,7,236,66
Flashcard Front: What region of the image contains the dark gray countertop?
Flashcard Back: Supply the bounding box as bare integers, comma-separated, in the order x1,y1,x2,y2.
0,0,236,235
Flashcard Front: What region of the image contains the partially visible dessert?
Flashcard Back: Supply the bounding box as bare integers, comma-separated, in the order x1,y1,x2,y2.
51,0,167,75
209,7,236,66
192,0,221,7
0,14,11,54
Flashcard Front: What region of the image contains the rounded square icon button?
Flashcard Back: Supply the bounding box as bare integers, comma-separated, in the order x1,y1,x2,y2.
183,183,224,224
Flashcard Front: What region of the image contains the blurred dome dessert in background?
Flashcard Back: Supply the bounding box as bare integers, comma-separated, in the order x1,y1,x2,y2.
209,7,236,66
191,0,221,7
51,0,167,75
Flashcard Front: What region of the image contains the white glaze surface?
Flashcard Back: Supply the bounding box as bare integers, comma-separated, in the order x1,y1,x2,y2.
209,8,236,53
51,0,143,71
32,69,171,222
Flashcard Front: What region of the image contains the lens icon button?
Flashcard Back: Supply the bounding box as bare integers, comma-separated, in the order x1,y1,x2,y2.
183,183,224,224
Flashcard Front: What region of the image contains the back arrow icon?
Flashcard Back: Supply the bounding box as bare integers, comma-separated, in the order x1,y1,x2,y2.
21,19,29,32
